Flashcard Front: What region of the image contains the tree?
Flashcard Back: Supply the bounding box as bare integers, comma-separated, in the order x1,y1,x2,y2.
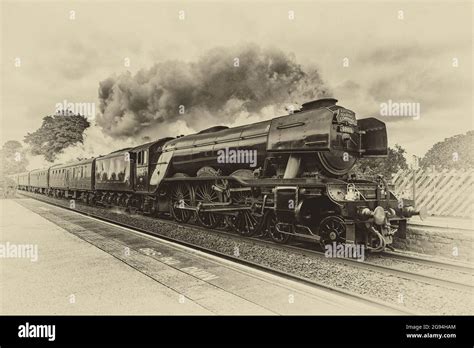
0,140,29,175
24,114,90,162
350,144,408,179
0,140,29,192
419,131,474,170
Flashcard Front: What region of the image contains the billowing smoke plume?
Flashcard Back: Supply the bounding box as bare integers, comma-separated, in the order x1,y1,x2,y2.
98,44,330,138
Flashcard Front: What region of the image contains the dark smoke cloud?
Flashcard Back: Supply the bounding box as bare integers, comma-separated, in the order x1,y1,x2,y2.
97,44,330,138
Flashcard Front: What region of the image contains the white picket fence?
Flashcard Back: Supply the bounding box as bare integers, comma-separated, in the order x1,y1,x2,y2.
392,168,473,218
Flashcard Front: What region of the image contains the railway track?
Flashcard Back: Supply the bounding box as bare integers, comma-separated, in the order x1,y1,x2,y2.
247,239,473,293
380,250,474,275
15,192,415,315
320,250,472,292
198,228,474,293
18,191,473,295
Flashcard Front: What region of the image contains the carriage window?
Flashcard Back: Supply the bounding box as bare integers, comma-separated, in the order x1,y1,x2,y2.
143,150,148,165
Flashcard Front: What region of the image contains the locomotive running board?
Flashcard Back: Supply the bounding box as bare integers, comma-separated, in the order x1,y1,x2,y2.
163,176,328,188
175,202,252,213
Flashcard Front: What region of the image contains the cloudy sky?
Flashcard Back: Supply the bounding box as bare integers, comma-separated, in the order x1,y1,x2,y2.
1,0,472,164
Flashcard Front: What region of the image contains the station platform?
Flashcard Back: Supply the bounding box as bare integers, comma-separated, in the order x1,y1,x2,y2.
1,198,395,315
409,215,473,232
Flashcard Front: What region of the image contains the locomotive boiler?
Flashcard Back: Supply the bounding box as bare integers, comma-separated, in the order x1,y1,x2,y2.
13,98,423,252
164,98,384,178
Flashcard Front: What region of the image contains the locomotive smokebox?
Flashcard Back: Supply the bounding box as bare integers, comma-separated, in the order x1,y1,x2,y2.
267,98,388,177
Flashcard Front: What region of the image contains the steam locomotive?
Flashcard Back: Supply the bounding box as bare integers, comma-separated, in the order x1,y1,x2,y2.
12,98,423,251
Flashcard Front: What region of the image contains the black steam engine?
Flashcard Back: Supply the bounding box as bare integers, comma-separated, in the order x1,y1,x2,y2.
13,98,423,251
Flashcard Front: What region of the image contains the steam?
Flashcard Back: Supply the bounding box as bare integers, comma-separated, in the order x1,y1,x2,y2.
97,44,330,138
24,44,329,169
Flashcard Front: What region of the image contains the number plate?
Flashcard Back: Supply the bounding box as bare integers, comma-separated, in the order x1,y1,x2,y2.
339,125,354,134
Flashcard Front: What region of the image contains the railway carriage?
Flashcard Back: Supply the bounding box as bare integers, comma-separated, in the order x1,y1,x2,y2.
18,172,30,188
49,165,67,192
49,159,95,200
29,168,49,193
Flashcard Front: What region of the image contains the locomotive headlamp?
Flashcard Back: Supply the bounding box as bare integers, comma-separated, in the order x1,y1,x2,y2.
373,206,386,225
